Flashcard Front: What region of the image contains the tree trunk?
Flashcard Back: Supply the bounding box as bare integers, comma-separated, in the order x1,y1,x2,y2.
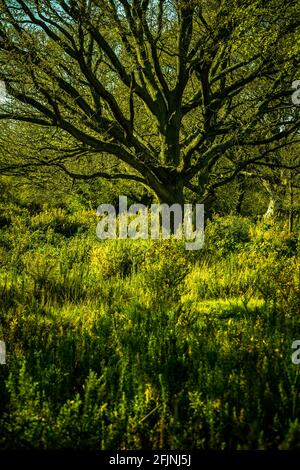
236,176,246,215
262,180,281,223
288,170,294,234
150,172,185,235
150,167,185,207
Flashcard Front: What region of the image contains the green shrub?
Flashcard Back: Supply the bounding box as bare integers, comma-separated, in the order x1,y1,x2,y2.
205,215,253,256
90,239,147,279
139,239,192,305
30,208,94,237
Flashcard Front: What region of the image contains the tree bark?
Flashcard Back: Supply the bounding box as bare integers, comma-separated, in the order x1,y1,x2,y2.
150,170,185,234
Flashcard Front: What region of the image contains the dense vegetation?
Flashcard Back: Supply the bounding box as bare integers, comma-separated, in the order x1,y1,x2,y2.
0,198,299,449
0,0,299,451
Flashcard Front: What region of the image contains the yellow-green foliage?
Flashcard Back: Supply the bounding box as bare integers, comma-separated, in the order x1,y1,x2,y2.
0,204,299,449
139,239,192,305
30,207,96,236
90,239,146,279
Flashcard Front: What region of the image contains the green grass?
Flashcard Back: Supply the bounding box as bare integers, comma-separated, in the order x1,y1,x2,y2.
0,207,299,449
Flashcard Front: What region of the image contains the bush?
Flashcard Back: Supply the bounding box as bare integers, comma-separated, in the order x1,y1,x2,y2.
205,215,253,256
90,239,147,279
249,222,298,257
139,239,192,305
30,208,94,237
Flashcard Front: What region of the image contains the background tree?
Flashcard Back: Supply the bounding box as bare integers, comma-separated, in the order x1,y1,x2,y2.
0,0,299,208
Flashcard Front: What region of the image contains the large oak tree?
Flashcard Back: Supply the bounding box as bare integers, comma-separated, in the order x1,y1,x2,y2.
0,0,299,207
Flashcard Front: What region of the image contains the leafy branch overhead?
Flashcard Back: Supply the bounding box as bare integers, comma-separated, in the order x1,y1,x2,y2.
0,0,299,205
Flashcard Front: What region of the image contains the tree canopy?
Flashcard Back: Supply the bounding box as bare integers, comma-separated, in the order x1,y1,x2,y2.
0,0,299,206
